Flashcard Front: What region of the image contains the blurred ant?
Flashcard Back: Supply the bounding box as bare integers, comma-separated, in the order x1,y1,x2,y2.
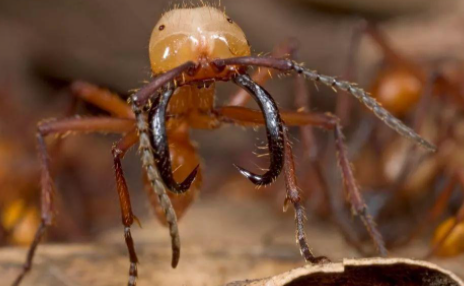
12,5,435,286
337,20,464,257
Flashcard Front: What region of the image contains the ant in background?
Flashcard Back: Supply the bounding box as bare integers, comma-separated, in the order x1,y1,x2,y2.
335,20,464,257
11,5,434,286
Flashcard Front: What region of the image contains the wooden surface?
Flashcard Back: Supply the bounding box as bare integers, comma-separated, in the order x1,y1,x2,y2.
1,198,463,286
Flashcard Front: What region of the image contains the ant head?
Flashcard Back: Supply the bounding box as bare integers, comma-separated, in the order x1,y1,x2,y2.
149,6,250,78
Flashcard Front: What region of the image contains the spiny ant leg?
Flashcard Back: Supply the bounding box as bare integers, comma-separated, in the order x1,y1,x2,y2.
282,129,329,263
112,130,139,286
132,102,181,268
12,132,51,286
291,61,330,215
335,20,366,123
148,87,199,193
212,57,436,152
217,107,386,255
11,222,46,286
232,74,285,186
293,60,318,161
12,117,134,286
332,118,387,256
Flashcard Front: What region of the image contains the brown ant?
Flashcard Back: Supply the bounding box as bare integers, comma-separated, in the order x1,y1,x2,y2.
12,6,435,286
336,20,464,257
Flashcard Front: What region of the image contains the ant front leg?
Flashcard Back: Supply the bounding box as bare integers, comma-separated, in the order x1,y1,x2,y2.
112,130,140,286
282,129,330,263
217,106,387,256
12,117,134,286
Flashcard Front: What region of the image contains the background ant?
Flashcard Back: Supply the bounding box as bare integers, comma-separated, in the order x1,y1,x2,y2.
8,5,437,286
329,20,464,257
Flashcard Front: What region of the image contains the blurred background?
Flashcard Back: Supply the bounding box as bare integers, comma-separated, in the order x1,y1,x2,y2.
1,0,464,284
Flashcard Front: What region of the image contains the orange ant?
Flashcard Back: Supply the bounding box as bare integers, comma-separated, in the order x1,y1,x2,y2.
12,6,435,286
337,20,464,257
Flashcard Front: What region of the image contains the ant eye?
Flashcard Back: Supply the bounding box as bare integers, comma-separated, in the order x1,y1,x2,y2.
159,24,165,31
227,18,233,24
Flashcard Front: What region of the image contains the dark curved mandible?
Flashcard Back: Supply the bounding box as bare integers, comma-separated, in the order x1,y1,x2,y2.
148,87,199,194
232,74,285,186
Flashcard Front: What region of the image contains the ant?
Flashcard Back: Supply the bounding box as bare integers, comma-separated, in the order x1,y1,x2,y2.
12,5,435,286
336,20,464,257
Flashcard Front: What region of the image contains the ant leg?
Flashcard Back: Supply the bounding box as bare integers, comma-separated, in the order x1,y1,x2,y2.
70,81,135,119
112,130,140,286
213,57,436,151
282,129,330,263
335,20,366,123
217,106,387,256
12,117,134,286
229,39,300,106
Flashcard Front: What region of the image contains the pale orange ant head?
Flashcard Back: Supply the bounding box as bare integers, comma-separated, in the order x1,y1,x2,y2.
149,6,251,78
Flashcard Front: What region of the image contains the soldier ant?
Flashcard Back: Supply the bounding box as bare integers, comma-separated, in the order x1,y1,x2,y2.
12,5,435,286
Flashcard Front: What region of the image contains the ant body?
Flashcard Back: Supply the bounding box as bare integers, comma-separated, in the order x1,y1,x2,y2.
12,6,434,286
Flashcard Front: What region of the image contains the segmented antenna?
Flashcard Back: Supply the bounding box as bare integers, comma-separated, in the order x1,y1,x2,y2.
291,63,436,152
213,56,436,152
132,101,181,268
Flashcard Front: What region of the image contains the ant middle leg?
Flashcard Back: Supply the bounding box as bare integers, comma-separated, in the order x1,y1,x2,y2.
282,129,330,263
11,117,134,286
